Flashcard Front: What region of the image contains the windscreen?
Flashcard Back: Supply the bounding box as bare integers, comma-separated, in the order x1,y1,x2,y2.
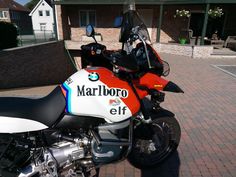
119,1,151,43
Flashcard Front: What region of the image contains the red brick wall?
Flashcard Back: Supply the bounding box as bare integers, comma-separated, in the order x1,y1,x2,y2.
58,4,205,43
58,5,122,41
0,41,76,89
57,4,216,43
59,5,161,42
56,5,63,40
56,5,71,40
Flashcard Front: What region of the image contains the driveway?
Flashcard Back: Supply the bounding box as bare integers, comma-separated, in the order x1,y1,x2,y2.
0,53,235,177
100,54,236,177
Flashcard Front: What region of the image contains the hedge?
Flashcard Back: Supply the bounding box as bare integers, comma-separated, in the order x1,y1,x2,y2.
0,21,18,50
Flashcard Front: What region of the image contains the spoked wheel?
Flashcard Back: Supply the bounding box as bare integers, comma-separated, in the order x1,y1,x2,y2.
128,116,181,169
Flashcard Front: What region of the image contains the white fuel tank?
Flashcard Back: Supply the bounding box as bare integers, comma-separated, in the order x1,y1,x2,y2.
61,67,140,123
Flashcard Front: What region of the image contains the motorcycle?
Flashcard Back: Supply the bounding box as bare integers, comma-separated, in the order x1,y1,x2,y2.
0,3,183,177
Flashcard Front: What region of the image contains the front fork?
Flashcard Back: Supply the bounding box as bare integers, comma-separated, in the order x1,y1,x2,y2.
133,89,166,126
128,79,166,123
132,91,169,142
149,89,165,110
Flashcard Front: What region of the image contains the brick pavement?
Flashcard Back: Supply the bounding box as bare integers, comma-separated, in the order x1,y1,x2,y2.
100,54,236,177
0,54,236,177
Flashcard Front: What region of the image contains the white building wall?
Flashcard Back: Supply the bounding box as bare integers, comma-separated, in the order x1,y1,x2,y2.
31,0,54,33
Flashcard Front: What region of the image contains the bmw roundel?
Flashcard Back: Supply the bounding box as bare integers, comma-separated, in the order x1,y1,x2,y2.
88,72,100,81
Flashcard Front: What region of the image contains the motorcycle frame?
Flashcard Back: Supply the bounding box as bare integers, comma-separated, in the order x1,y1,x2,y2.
88,78,155,167
91,118,133,162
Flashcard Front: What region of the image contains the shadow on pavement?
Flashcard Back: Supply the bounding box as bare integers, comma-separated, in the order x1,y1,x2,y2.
141,151,180,177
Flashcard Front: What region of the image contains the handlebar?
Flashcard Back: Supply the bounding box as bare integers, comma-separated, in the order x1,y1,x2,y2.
81,45,91,51
81,42,127,66
103,50,139,72
81,43,106,56
102,50,124,65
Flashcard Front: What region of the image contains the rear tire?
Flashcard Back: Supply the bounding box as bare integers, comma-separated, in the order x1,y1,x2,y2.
128,116,181,169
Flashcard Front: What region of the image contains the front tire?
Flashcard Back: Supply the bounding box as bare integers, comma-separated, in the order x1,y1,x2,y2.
128,116,181,169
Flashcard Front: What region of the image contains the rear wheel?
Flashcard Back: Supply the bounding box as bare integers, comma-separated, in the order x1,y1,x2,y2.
128,116,181,169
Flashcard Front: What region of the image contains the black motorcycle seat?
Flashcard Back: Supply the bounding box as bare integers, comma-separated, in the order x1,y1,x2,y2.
0,86,66,127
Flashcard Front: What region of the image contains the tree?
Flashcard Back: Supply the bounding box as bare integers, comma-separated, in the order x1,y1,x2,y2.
0,22,18,50
25,0,40,10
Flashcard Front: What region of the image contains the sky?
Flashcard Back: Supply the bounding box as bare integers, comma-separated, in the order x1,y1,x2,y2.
15,0,31,5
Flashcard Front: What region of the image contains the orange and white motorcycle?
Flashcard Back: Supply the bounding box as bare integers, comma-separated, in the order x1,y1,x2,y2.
0,3,183,177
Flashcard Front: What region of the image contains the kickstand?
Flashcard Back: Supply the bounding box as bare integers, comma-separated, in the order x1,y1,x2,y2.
81,167,100,177
81,168,90,177
92,168,100,177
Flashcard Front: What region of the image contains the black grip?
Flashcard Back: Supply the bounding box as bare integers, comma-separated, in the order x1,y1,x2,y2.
81,45,91,51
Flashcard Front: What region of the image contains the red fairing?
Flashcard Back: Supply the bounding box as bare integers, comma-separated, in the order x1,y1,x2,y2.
135,73,169,99
85,67,141,115
136,43,163,64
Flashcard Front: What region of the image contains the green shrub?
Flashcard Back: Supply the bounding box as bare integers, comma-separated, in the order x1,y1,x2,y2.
0,21,18,50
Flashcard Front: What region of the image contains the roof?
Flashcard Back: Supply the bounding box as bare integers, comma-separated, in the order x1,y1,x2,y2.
29,0,52,16
53,0,236,5
45,0,52,7
0,0,30,12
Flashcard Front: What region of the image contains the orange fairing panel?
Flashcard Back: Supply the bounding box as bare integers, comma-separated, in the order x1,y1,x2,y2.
135,88,148,99
138,73,169,91
85,67,141,115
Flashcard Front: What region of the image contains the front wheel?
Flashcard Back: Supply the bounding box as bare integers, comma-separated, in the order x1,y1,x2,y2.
128,116,181,169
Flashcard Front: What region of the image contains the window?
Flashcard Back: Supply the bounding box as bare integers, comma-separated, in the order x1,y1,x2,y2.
39,10,43,16
46,10,50,16
40,23,46,31
0,11,8,19
79,10,96,27
3,11,7,18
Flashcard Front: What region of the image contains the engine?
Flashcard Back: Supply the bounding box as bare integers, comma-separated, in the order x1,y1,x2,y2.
17,135,124,177
17,136,92,177
0,120,130,177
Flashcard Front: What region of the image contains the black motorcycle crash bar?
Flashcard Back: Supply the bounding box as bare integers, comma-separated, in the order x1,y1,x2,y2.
90,119,133,148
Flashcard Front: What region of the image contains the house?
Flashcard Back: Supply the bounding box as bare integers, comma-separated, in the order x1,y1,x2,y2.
53,0,236,47
0,0,32,34
29,0,55,34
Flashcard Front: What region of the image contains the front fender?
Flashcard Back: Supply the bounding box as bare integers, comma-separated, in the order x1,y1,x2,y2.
134,100,175,139
150,107,175,119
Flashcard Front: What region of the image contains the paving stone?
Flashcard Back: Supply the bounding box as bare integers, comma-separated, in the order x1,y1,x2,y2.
1,53,236,177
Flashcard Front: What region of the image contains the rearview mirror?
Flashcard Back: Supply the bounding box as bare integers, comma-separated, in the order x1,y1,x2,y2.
86,24,95,37
114,16,123,28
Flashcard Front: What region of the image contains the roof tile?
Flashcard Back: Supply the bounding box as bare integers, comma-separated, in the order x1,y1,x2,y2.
0,0,30,12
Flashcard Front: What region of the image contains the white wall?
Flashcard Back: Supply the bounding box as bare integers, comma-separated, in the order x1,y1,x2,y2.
31,0,54,33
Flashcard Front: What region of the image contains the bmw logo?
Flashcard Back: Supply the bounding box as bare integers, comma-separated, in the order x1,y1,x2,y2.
88,72,100,82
